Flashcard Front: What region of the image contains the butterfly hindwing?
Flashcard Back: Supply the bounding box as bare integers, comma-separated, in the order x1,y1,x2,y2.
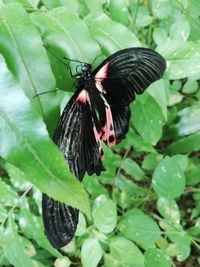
94,47,166,106
42,89,103,248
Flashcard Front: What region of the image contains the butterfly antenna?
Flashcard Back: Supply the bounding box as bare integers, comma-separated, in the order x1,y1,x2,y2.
32,89,60,99
43,45,69,67
63,57,86,65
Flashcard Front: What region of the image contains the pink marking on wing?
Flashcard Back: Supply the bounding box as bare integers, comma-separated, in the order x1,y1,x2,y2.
93,125,103,159
76,90,87,103
95,63,109,82
105,106,116,147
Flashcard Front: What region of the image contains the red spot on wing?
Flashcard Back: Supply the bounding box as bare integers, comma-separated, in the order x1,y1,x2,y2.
95,63,109,82
93,125,104,159
76,90,87,103
101,105,116,147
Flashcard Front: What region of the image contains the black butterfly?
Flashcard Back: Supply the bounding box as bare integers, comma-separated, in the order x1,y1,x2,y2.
42,47,166,248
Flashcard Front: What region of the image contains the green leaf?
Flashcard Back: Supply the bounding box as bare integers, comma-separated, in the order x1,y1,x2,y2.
104,253,121,267
152,156,185,199
142,153,163,171
182,79,198,94
75,212,86,237
92,195,117,233
109,236,145,266
19,198,61,258
118,209,161,247
170,13,190,41
175,103,200,136
4,162,31,191
0,3,59,135
85,12,141,56
81,238,102,267
0,55,89,215
108,0,130,26
144,248,172,267
2,218,34,267
165,224,191,261
159,41,200,79
157,197,180,224
54,257,71,267
166,132,200,154
42,0,78,12
121,158,146,181
31,7,100,91
0,179,18,206
132,93,165,145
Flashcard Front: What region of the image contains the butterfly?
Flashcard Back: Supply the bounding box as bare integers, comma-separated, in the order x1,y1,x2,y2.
42,47,166,248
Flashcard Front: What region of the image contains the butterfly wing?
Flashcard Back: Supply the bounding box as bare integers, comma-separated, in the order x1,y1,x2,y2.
94,47,166,144
94,47,166,106
42,89,103,248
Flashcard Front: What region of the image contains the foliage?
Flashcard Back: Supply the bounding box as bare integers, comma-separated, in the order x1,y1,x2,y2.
0,0,200,266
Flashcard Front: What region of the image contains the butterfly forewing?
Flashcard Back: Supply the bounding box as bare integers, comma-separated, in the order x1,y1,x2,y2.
94,47,166,106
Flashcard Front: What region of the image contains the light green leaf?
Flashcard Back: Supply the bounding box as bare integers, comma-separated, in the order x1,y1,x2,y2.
157,197,180,225
152,156,185,199
118,209,161,247
92,195,117,233
54,257,71,267
2,218,34,267
166,132,200,154
121,158,146,181
182,79,198,94
85,12,141,56
109,236,145,266
19,198,61,257
75,212,86,237
132,93,165,145
144,248,172,267
108,0,129,26
0,3,59,135
0,179,18,206
0,55,89,215
81,238,102,267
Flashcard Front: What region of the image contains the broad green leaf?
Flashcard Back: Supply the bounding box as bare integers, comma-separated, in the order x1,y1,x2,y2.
152,0,175,19
171,155,188,172
132,93,165,145
85,12,141,56
42,0,78,12
4,162,31,191
54,257,71,267
19,198,61,257
182,79,198,94
144,248,172,267
108,0,129,26
121,158,146,181
92,195,117,233
165,224,191,261
0,204,7,223
83,175,109,197
158,41,200,79
75,212,86,237
118,209,161,247
157,197,180,225
175,103,200,136
142,153,163,171
81,238,102,267
152,156,185,199
169,13,190,42
166,132,200,154
0,179,18,206
186,159,200,185
104,253,121,267
148,79,168,120
109,236,145,266
0,3,59,135
0,55,89,215
31,7,100,91
3,0,40,8
2,218,34,267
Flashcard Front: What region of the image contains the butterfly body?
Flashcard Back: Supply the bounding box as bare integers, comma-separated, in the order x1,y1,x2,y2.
42,47,166,249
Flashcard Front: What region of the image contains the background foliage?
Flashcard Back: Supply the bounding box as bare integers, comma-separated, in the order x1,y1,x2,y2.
0,0,200,266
